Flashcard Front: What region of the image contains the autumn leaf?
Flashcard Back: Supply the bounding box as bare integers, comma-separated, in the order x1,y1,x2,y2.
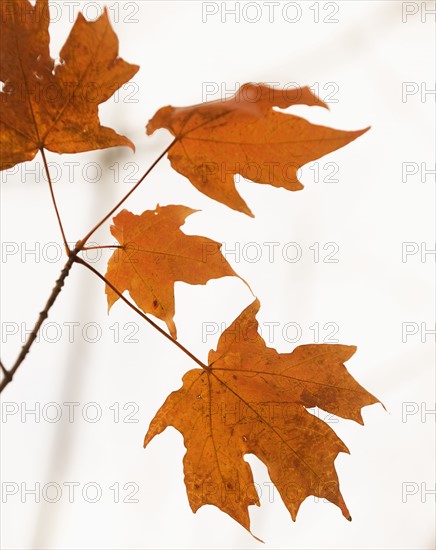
0,0,139,170
144,299,380,538
146,83,369,216
105,205,241,339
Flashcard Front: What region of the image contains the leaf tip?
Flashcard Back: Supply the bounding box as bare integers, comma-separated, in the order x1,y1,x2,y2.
380,400,388,413
123,136,136,152
238,201,255,218
358,126,371,137
167,319,178,340
106,298,114,315
348,344,358,356
250,531,265,544
316,96,330,111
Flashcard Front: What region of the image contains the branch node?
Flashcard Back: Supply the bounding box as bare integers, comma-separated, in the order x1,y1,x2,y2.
0,361,11,381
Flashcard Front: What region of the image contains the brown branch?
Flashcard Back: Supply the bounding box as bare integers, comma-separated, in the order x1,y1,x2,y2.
1,143,178,392
76,257,209,371
0,252,77,392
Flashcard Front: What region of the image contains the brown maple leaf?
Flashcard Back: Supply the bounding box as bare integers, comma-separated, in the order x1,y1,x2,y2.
146,83,369,216
105,205,241,339
144,299,380,538
0,0,138,170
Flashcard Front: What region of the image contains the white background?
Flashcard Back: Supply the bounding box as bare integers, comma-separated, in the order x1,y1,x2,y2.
0,1,435,549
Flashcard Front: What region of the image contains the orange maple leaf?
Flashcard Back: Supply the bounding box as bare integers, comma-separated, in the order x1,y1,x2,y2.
105,205,241,339
0,0,138,170
144,299,380,538
146,83,369,216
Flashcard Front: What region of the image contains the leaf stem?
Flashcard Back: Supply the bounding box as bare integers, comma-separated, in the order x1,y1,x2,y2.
76,257,209,371
0,251,77,393
82,245,123,251
79,139,177,247
1,142,178,392
40,148,69,253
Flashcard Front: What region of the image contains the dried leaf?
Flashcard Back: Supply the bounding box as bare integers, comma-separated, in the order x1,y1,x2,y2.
0,0,139,170
105,205,240,338
144,299,380,537
146,83,368,216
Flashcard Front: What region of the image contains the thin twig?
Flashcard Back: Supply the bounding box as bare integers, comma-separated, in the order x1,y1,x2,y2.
1,143,177,392
82,245,122,251
76,257,209,371
40,148,69,253
0,252,77,392
79,139,177,247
